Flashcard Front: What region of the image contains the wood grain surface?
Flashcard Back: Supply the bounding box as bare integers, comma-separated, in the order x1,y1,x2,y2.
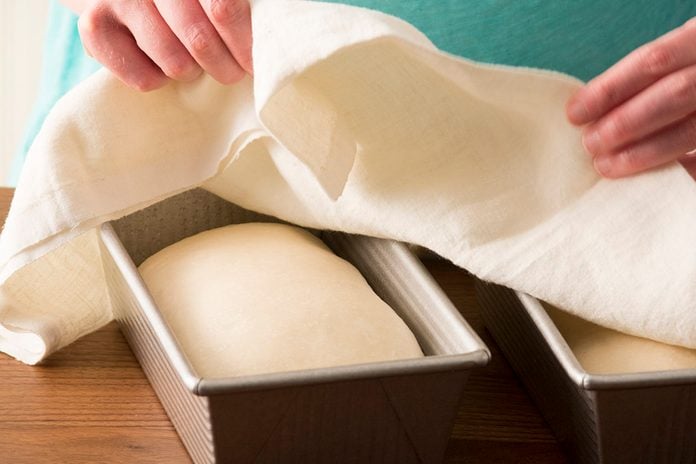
0,187,568,463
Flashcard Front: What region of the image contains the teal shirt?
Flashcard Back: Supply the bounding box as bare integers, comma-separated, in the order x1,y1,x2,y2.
325,0,694,81
9,0,100,185
10,0,695,185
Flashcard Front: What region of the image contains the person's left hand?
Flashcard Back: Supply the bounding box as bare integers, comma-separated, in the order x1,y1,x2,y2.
566,18,696,179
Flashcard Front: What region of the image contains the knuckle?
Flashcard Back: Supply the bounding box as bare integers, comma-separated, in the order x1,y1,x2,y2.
184,23,215,56
639,45,676,76
593,80,618,107
210,0,248,25
77,13,95,38
605,113,633,144
162,56,195,79
77,6,108,39
667,73,696,101
135,0,160,24
616,148,644,172
684,17,696,29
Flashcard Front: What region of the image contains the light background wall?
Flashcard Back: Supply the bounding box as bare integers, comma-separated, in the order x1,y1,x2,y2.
0,1,50,186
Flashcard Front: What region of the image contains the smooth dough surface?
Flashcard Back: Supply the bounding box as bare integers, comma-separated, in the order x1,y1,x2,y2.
138,223,423,378
544,303,696,374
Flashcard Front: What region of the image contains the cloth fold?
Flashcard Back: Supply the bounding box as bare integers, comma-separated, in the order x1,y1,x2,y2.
2,0,696,364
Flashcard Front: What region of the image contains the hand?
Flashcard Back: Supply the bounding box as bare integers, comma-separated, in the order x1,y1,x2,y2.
566,18,696,179
76,0,253,91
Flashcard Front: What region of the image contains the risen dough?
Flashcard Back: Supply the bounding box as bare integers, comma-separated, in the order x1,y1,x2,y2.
544,303,696,374
138,223,423,378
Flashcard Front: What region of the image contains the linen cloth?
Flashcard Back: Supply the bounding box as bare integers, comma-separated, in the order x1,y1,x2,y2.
2,0,696,364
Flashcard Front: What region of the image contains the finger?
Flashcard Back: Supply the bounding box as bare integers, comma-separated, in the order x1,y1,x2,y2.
593,114,696,178
583,64,696,156
567,18,696,125
117,1,201,82
154,0,245,84
200,0,253,75
78,7,168,91
679,154,696,180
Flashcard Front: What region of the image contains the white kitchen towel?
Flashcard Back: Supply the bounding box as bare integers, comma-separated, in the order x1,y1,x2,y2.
2,0,696,364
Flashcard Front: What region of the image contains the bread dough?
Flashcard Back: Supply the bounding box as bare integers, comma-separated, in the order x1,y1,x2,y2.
544,303,696,374
138,223,423,378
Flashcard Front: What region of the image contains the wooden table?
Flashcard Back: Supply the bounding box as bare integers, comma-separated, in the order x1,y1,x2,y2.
0,187,568,463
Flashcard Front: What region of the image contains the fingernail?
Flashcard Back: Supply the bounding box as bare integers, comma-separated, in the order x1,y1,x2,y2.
593,155,613,177
567,100,588,124
583,130,601,155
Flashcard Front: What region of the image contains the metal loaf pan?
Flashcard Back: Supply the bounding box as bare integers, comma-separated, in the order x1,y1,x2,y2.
475,280,696,464
98,188,490,464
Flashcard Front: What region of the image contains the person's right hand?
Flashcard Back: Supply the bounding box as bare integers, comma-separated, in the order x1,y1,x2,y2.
76,0,253,91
